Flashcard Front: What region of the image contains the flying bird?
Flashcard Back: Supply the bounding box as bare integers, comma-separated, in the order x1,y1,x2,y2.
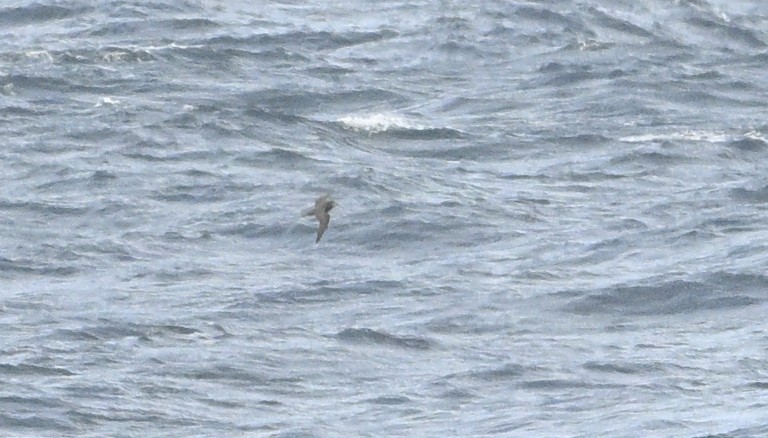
303,195,336,243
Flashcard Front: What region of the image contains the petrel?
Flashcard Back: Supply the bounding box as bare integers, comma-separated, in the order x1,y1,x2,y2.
302,195,336,243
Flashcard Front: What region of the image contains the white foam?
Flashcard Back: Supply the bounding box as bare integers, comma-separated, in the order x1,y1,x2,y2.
620,130,732,143
95,97,120,107
743,130,768,143
103,50,130,62
338,113,426,133
26,50,53,62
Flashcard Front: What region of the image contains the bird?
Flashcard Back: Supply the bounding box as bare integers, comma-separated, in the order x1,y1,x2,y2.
302,195,336,243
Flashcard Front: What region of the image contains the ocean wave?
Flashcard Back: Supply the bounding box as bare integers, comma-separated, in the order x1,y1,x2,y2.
338,113,426,133
2,0,768,435
562,273,766,316
336,328,433,350
731,185,768,202
337,113,463,141
0,4,85,26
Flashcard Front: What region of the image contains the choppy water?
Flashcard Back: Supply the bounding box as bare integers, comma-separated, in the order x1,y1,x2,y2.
2,1,768,436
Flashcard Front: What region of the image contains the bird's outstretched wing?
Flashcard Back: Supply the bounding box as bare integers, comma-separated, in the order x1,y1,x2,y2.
316,211,330,243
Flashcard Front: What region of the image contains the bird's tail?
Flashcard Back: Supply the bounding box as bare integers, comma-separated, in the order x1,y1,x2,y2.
301,207,315,217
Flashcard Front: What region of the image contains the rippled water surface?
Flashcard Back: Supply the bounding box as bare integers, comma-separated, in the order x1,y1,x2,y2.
2,1,768,436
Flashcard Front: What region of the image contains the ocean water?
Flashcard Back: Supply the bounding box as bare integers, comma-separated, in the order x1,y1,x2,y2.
1,0,768,436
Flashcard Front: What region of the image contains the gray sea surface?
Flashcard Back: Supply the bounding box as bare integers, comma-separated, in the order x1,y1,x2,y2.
2,0,768,437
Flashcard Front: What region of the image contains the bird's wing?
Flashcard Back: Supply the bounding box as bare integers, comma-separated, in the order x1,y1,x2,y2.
316,212,330,243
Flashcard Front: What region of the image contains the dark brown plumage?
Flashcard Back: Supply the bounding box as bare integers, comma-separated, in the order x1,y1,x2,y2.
303,195,336,243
